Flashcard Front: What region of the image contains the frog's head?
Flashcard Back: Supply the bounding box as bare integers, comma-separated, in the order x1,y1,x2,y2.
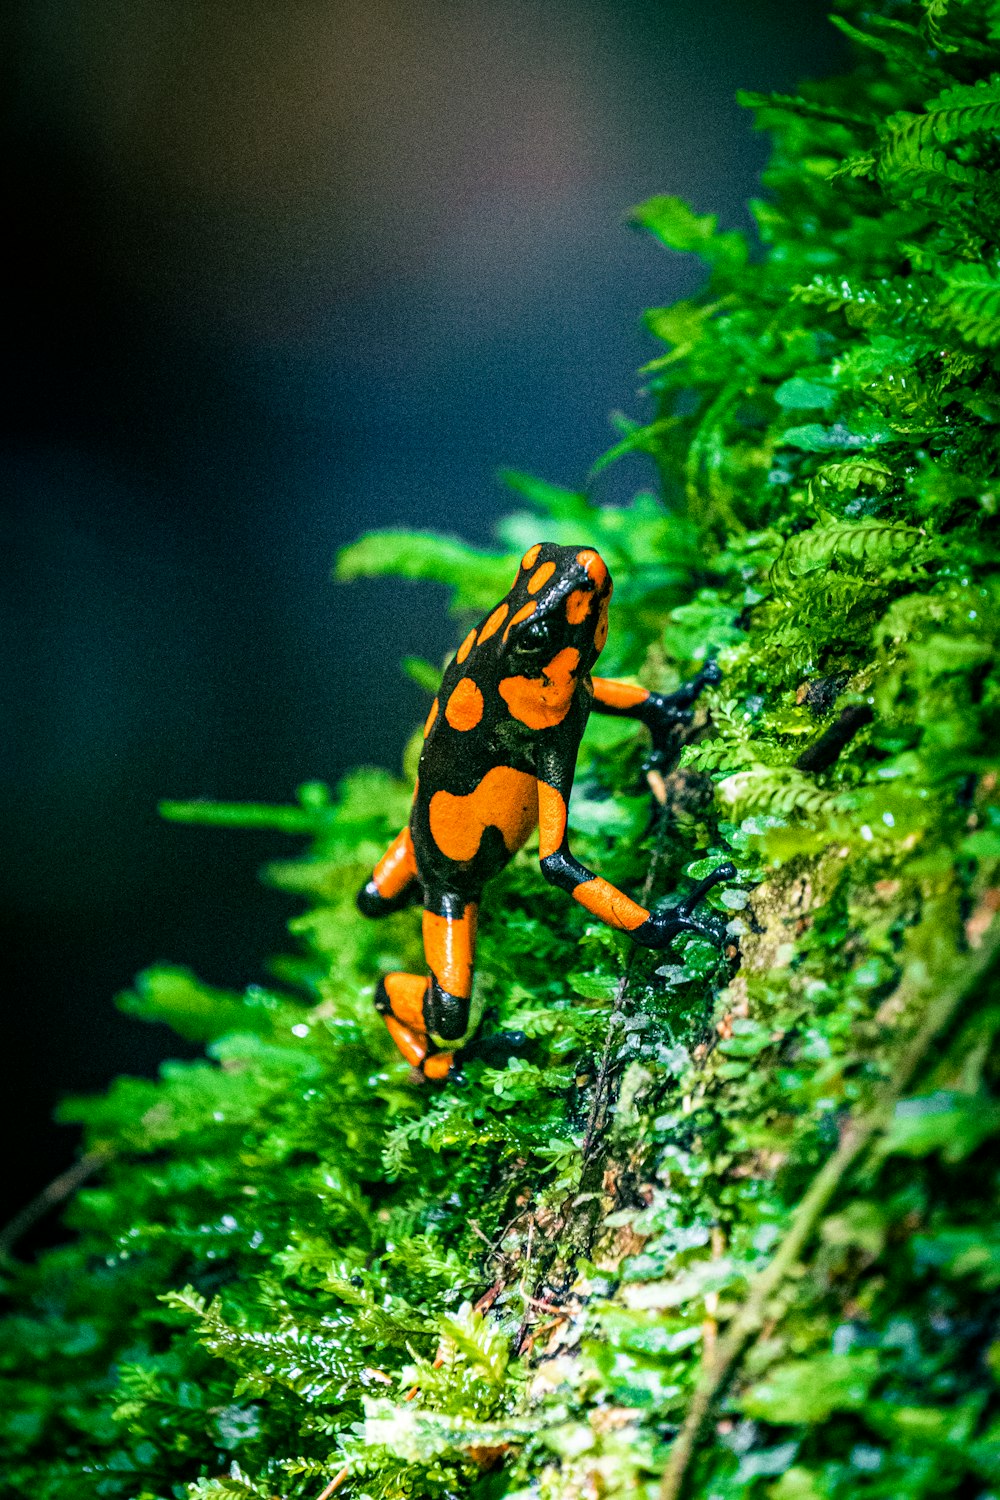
498,542,613,679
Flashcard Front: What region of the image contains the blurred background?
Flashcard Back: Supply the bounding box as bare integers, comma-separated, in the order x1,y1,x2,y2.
3,0,844,1245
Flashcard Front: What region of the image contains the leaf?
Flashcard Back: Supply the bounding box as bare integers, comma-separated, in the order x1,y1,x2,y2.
780,420,890,452
741,1351,881,1425
568,972,621,1003
773,377,838,410
770,1469,825,1500
717,1019,773,1058
589,417,678,478
735,1441,800,1482
499,469,593,525
911,1227,1000,1287
864,1397,985,1449
737,88,873,128
160,798,318,832
630,194,748,272
437,1306,510,1384
811,459,893,492
884,76,1000,155
769,518,926,593
882,1090,1000,1161
821,1200,888,1258
829,13,934,71
116,967,264,1044
335,531,515,611
942,262,1000,346
401,656,442,693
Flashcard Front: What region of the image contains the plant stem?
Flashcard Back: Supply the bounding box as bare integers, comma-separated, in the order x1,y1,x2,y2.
0,1149,113,1263
315,1466,350,1500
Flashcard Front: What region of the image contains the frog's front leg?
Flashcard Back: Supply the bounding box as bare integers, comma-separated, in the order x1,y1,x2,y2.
591,661,721,768
536,748,734,949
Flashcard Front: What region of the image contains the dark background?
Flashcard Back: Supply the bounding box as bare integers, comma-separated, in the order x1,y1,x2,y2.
3,0,845,1246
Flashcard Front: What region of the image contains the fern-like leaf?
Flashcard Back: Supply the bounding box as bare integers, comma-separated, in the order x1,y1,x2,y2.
886,76,1000,152
335,531,514,612
715,765,850,823
878,140,989,200
769,519,927,594
811,459,894,494
630,194,748,274
736,89,874,129
942,262,1000,345
798,275,933,330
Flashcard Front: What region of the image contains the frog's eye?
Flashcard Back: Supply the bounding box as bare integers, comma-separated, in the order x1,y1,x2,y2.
519,615,556,651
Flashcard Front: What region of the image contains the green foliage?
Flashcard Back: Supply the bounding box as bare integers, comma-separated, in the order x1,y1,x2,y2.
3,3,1000,1498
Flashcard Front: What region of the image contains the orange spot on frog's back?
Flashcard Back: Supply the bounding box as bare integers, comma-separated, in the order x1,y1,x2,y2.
527,560,556,594
445,677,484,731
594,597,609,652
576,549,608,589
499,646,581,729
428,766,538,864
477,602,509,644
521,543,542,571
424,697,439,738
456,628,477,664
565,588,593,624
502,599,538,642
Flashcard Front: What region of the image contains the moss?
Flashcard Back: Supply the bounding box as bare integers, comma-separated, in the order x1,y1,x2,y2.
3,3,1000,1496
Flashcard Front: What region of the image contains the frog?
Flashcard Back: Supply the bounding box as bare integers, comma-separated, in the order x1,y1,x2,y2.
357,542,735,1080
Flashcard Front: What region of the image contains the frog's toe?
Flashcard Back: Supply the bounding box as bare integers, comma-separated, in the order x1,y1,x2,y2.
632,861,738,950
421,1051,457,1082
677,860,737,916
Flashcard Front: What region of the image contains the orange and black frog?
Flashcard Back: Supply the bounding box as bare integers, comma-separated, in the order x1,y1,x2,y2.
357,542,734,1081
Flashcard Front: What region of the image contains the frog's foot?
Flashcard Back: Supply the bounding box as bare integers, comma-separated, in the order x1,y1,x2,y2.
631,861,738,950
642,661,722,768
457,1030,529,1069
663,659,722,710
374,975,458,1081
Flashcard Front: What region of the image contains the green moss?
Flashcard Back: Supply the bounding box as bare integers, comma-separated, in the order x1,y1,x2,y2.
3,3,1000,1496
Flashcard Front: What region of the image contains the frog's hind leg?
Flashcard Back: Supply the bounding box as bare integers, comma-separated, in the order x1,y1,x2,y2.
374,892,477,1081
357,826,421,917
421,892,477,1047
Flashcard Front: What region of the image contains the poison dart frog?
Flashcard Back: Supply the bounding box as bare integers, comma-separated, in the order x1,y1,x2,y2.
357,542,734,1081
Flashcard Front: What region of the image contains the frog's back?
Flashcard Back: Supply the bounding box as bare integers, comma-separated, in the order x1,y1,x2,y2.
410,543,612,897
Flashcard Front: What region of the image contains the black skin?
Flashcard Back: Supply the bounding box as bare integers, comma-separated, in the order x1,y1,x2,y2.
357,542,735,1079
